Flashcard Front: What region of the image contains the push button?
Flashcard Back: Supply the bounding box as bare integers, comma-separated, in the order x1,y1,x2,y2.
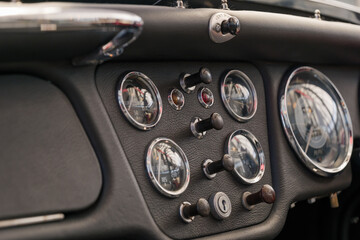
208,192,232,220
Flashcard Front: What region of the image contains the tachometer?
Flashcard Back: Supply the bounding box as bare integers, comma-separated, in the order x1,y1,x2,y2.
117,71,162,130
280,66,353,176
146,138,190,198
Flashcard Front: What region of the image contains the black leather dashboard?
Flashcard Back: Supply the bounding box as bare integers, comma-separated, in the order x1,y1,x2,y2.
0,3,359,240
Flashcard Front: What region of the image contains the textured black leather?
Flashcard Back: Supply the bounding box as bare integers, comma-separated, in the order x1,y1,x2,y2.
0,75,102,220
96,62,273,239
117,5,360,65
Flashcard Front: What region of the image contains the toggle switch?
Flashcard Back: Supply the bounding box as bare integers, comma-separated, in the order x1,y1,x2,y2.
221,17,240,35
179,198,210,223
190,113,224,139
202,154,234,179
180,67,212,93
242,184,275,210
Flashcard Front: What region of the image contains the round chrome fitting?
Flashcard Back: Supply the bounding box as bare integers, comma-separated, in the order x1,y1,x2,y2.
202,159,217,179
179,202,195,223
190,117,206,139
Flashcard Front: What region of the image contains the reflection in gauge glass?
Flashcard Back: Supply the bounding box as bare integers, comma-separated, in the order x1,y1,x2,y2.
221,70,257,122
280,66,353,176
225,130,265,184
117,71,162,130
146,138,190,198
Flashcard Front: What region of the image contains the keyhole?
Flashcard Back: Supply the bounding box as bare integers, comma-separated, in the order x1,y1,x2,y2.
222,199,227,211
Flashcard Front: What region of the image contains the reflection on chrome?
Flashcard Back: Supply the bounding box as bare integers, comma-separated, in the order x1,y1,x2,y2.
0,2,143,65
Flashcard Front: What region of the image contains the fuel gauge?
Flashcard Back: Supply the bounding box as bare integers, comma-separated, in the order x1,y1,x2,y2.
146,138,190,198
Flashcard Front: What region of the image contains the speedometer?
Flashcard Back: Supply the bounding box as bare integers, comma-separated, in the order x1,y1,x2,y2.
280,66,353,176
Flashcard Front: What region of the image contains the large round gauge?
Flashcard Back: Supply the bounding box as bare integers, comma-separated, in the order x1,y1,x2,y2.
146,138,190,198
117,71,162,130
220,70,258,122
280,66,353,176
225,129,265,184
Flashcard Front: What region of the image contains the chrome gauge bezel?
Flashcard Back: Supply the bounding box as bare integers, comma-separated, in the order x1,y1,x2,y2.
279,66,353,177
146,137,190,198
220,70,258,122
117,71,163,130
225,129,265,184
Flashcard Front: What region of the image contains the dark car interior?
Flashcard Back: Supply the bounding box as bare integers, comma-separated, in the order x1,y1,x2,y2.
0,0,360,239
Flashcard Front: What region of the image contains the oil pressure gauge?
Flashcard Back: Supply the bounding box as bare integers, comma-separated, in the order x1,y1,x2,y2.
146,138,190,198
117,71,162,130
225,130,265,184
280,66,353,176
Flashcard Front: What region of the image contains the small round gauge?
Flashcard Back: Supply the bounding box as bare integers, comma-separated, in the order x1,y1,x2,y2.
117,72,162,130
280,66,353,176
225,129,265,184
221,70,257,122
146,138,190,198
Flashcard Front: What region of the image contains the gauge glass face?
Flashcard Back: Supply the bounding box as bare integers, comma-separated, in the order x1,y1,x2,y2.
281,67,353,175
146,138,190,197
221,70,257,122
226,130,265,184
118,72,162,130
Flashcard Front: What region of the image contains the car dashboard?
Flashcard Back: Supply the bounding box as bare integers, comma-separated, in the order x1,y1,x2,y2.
0,1,359,240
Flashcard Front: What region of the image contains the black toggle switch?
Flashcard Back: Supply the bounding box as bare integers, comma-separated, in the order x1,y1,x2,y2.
190,113,224,139
180,67,212,93
221,17,240,35
179,198,210,223
242,184,276,210
202,154,234,179
196,112,224,132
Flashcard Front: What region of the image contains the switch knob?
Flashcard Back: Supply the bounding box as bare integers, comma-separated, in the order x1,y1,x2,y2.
202,154,234,179
179,198,210,223
180,67,212,93
190,113,224,139
221,17,240,35
242,184,276,210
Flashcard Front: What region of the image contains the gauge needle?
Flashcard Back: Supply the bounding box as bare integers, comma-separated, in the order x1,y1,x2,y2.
157,152,161,182
127,88,134,111
305,126,314,153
